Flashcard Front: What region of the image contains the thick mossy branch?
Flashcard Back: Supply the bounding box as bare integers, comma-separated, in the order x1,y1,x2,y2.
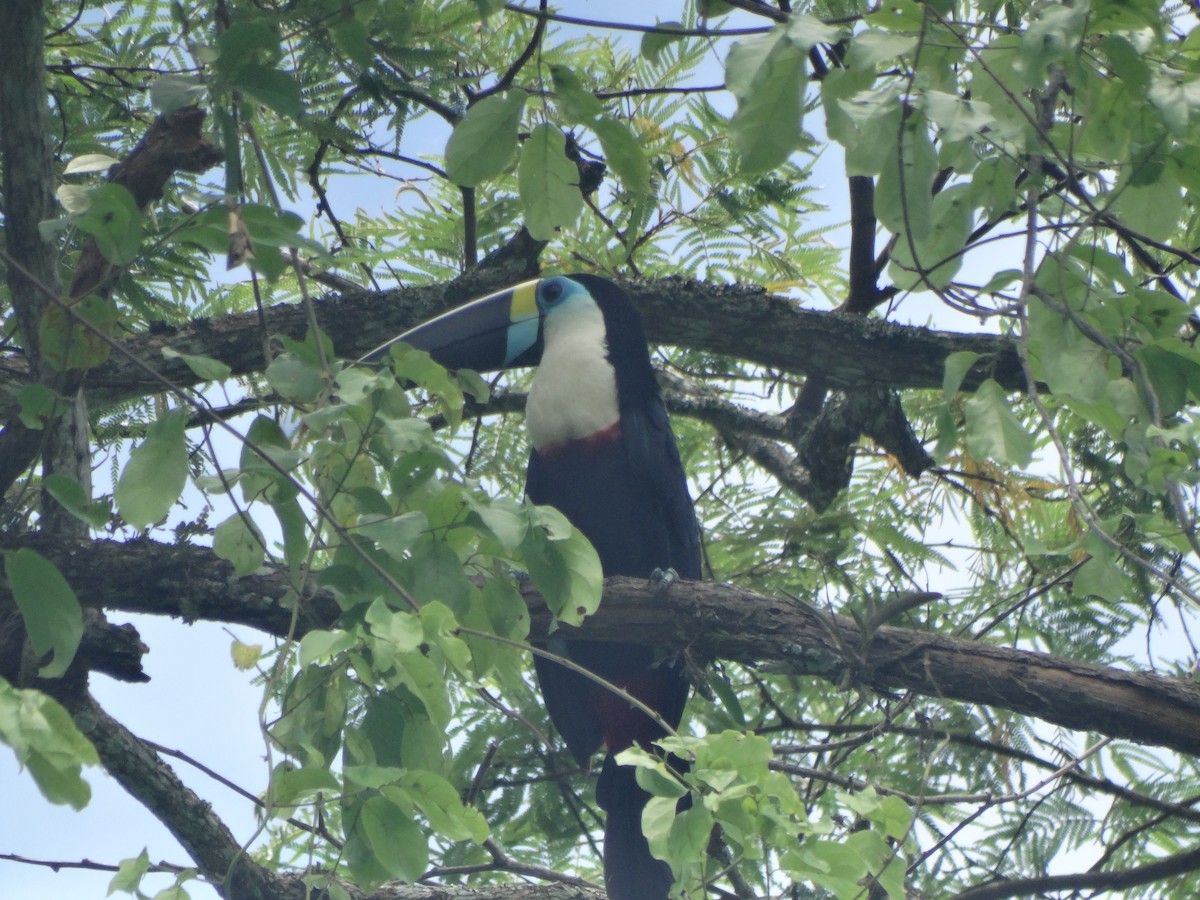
8,535,1200,760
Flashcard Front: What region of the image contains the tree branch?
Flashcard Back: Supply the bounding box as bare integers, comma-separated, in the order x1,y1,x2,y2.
55,689,306,900
10,535,1200,760
0,278,1025,422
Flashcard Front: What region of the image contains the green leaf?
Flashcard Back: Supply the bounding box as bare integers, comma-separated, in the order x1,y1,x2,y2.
108,849,151,895
265,352,327,402
963,378,1034,468
17,383,59,429
232,63,302,119
43,473,111,529
1074,553,1129,603
332,15,373,69
520,504,603,626
399,770,489,842
74,184,143,265
823,71,900,177
518,124,584,240
1113,163,1183,243
847,30,918,69
785,14,842,48
5,549,84,678
0,678,98,807
942,351,980,398
550,65,604,122
472,0,505,18
298,629,358,666
115,409,189,529
38,294,118,372
365,599,424,655
726,28,807,174
641,22,687,63
240,415,298,503
445,91,527,187
162,347,232,381
213,513,266,577
358,511,429,559
351,794,427,884
149,75,205,114
592,116,652,195
888,183,974,290
923,90,995,142
875,112,936,241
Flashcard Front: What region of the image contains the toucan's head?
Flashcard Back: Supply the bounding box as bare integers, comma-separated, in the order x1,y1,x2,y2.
366,274,652,379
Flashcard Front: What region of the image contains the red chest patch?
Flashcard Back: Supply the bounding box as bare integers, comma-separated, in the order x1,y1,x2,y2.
536,420,622,458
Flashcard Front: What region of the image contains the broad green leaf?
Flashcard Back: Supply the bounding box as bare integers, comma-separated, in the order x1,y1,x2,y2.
43,473,111,529
213,513,266,577
942,351,980,398
520,504,603,626
726,28,807,173
231,63,302,119
399,770,489,842
358,511,429,559
473,0,505,17
5,549,83,678
351,793,427,884
1113,164,1183,243
108,849,150,895
265,352,327,402
550,65,604,122
38,294,117,372
298,629,358,667
848,31,918,70
1074,553,1130,603
592,116,652,195
467,496,527,551
518,124,584,240
1016,2,1087,84
445,92,527,187
875,112,936,241
963,379,1034,468
0,677,97,807
785,14,842,48
17,383,58,429
332,15,373,68
923,90,995,142
115,409,189,529
270,763,340,812
150,75,205,113
162,347,232,381
74,184,143,265
484,576,529,640
642,22,687,63
1027,295,1113,407
365,599,423,655
888,183,974,290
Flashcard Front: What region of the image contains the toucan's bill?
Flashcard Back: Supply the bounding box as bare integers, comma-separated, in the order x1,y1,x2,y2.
361,279,542,372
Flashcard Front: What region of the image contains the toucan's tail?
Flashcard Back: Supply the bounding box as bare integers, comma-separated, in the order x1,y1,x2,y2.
597,754,678,900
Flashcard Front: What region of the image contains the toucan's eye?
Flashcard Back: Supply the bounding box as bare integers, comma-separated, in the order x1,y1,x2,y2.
541,280,564,304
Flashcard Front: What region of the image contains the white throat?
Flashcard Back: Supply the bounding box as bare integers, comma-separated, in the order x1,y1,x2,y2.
525,302,619,450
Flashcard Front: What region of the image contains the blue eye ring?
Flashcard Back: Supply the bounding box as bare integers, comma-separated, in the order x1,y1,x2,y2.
540,279,565,305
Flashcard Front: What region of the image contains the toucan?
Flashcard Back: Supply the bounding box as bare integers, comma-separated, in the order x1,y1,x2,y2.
369,274,700,900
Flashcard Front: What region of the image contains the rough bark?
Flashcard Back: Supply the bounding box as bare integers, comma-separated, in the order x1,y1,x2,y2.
0,278,1024,422
7,535,1200,760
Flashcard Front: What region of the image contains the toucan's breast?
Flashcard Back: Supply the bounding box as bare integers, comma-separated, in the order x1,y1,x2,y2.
525,300,619,451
